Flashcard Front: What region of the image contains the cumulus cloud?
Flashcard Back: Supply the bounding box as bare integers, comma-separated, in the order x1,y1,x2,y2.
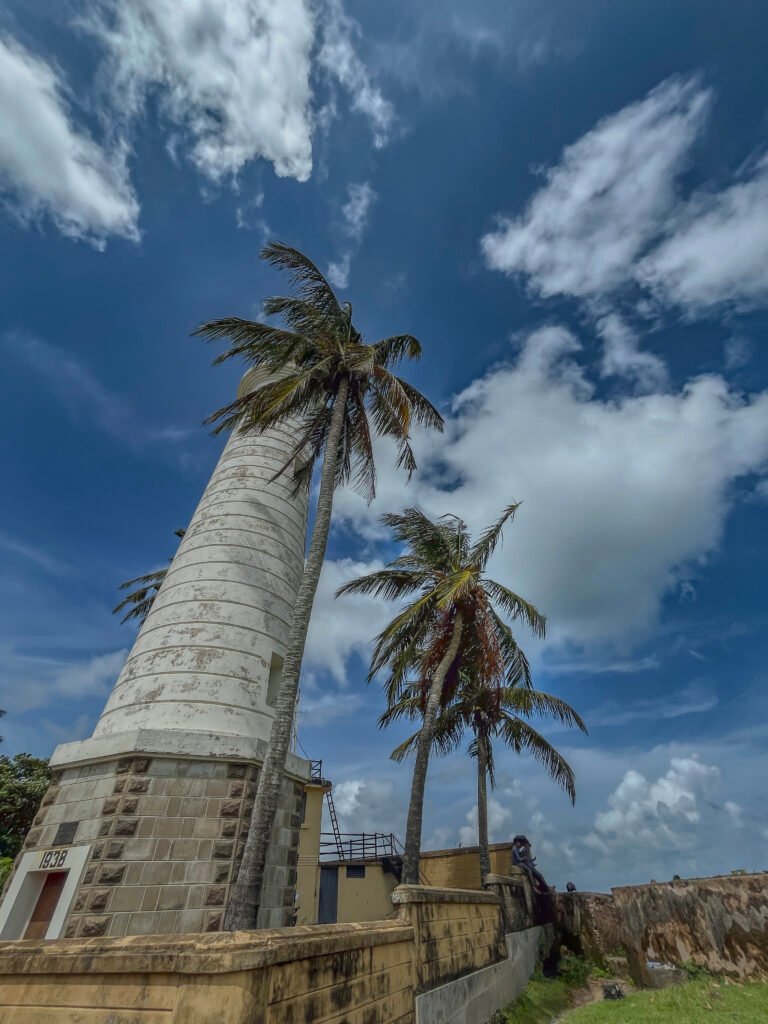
0,34,139,245
83,0,316,182
481,76,710,300
333,325,768,650
637,155,768,315
304,557,392,683
82,0,391,188
596,314,668,393
330,776,403,833
459,794,514,847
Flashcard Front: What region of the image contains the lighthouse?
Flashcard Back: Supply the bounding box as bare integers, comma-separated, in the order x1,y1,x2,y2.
0,370,314,938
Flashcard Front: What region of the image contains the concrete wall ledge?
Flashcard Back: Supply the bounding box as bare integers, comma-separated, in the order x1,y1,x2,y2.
50,728,311,780
393,884,500,905
415,926,547,1024
0,920,413,976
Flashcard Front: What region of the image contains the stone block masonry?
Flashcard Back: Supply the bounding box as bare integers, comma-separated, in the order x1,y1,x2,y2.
5,754,304,937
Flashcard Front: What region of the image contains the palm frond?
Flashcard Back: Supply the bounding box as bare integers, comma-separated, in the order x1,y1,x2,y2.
469,503,521,569
484,579,546,638
497,715,577,804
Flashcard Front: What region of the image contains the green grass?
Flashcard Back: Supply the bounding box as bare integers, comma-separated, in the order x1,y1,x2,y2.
562,979,768,1022
490,977,573,1024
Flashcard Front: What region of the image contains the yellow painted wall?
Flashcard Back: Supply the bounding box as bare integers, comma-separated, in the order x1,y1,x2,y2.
420,844,515,890
0,887,508,1024
295,783,328,926
336,863,399,923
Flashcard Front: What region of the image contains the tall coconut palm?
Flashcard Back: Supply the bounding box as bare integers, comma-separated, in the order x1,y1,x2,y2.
382,673,586,880
113,529,186,626
337,504,545,884
194,243,443,929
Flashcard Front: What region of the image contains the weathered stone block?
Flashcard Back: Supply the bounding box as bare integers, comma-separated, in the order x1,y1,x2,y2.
113,779,126,793
91,844,105,861
73,893,87,913
213,865,230,885
82,868,96,885
204,886,226,907
220,821,237,839
122,797,139,815
106,842,125,859
227,764,247,779
99,865,126,884
24,829,42,848
88,890,111,912
205,913,223,931
114,818,139,836
128,778,150,794
116,758,133,774
81,917,109,936
98,820,112,837
42,787,60,806
102,798,119,816
212,841,234,859
133,758,150,774
229,782,244,798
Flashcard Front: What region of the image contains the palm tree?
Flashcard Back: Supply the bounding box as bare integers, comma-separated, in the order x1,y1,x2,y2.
194,243,443,929
113,529,186,626
337,504,545,884
382,673,586,880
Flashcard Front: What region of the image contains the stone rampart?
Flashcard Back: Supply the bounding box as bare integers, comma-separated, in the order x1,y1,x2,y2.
612,871,768,983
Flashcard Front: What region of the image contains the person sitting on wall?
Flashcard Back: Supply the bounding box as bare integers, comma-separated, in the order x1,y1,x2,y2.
512,834,551,894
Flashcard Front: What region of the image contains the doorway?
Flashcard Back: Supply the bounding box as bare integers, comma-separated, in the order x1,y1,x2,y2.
22,872,67,940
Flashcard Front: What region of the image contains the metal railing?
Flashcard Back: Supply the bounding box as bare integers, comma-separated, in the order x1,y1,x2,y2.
319,831,404,862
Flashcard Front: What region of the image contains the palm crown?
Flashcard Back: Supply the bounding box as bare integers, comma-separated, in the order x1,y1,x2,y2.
194,242,443,501
338,504,547,883
383,673,586,803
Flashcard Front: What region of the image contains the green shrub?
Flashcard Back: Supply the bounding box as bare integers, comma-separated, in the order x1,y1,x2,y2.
557,952,593,986
679,959,712,980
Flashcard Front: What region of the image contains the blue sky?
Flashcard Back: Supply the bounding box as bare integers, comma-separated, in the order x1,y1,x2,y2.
1,0,767,891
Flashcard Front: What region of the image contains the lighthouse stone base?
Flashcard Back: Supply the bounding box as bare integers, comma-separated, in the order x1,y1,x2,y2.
8,731,309,938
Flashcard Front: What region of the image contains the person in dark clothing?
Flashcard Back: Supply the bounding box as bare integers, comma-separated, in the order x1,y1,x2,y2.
512,834,551,893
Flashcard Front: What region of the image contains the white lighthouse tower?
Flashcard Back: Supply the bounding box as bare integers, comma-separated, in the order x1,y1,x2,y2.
0,371,313,939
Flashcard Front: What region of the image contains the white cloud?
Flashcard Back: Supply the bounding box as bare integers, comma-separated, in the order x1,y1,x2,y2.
596,314,668,393
0,531,69,576
330,776,403,833
84,0,316,182
327,253,352,290
327,182,377,289
0,645,128,714
339,182,376,240
594,756,719,839
333,325,768,650
459,795,512,846
584,683,718,730
82,0,391,189
304,557,391,683
481,76,710,300
637,156,768,315
317,0,394,149
0,34,139,245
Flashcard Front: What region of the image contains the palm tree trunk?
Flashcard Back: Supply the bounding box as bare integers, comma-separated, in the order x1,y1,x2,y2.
477,732,491,883
401,611,464,885
224,376,350,931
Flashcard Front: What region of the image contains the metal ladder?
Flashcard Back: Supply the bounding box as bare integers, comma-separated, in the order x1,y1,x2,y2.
325,787,345,860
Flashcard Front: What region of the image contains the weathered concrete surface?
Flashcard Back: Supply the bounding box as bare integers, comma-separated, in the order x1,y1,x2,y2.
555,892,622,966
485,872,535,932
420,842,518,890
0,886,537,1024
393,885,507,993
612,872,768,983
0,921,415,1024
415,926,551,1024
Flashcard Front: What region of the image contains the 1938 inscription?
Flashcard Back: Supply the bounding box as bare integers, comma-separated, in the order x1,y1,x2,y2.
39,849,68,869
